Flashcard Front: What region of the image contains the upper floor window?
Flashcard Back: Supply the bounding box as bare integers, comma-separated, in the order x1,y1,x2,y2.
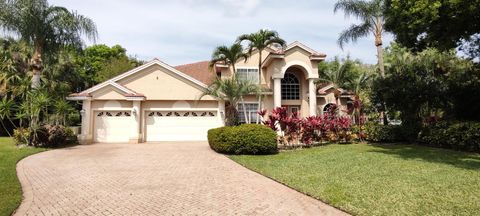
281,72,300,100
236,68,259,83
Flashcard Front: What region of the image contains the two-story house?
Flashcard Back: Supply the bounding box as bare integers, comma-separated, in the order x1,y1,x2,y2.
68,41,353,143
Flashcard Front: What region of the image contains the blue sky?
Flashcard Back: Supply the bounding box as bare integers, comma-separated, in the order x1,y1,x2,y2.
50,0,392,65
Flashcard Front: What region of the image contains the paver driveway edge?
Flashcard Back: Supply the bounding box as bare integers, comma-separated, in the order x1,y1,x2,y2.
225,155,350,215
14,142,349,215
14,149,52,216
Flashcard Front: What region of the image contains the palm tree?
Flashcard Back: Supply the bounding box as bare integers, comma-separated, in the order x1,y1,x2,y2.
317,57,355,88
200,78,259,125
0,0,98,88
237,29,286,78
334,0,386,77
209,43,248,79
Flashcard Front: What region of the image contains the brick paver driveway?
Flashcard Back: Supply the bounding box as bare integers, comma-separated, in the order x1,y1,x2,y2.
16,142,347,216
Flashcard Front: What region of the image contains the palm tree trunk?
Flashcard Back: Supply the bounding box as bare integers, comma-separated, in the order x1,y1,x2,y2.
256,49,263,124
31,44,43,89
240,97,250,124
376,45,385,78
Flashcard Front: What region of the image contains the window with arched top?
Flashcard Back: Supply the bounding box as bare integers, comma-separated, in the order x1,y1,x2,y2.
281,72,300,100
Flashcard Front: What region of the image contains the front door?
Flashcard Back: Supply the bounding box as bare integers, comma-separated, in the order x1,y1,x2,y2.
287,106,301,116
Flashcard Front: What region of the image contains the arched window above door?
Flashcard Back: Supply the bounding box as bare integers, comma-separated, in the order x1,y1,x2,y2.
281,72,300,100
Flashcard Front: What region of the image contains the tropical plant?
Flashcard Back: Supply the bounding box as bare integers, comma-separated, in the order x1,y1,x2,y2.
0,97,16,136
200,78,259,125
237,29,286,78
317,56,360,88
0,0,98,88
209,43,248,79
334,0,387,77
53,100,75,126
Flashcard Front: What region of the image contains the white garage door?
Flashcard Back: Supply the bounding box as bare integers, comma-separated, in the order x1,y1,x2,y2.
145,110,221,141
94,111,134,143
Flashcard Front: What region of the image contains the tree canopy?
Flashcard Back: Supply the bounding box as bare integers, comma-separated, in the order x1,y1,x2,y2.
384,0,480,54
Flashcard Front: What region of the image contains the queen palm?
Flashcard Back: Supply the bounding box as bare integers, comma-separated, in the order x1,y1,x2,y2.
237,29,286,79
209,43,248,79
334,0,386,77
0,0,98,88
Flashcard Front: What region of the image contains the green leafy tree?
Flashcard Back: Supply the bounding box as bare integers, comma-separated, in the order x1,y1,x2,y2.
76,44,141,87
371,45,476,132
318,56,361,88
384,0,480,54
95,56,140,83
0,0,98,88
334,0,387,77
237,29,286,78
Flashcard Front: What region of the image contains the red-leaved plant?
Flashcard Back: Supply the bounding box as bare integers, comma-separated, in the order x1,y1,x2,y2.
259,107,353,146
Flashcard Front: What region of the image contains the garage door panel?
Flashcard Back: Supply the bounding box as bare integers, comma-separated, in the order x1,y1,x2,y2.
145,111,221,141
94,111,133,143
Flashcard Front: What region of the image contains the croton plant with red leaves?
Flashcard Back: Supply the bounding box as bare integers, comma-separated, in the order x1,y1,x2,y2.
258,107,353,146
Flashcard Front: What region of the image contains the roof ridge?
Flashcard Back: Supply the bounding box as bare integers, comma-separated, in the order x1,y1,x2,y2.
174,60,210,68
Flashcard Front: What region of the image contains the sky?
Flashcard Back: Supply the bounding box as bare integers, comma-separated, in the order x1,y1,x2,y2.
50,0,393,66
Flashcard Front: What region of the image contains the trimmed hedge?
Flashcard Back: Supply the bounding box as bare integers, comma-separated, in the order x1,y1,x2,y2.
418,121,480,153
208,124,278,155
364,123,405,142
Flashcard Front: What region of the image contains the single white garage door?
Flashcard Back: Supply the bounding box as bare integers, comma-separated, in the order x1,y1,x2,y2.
145,110,221,141
94,111,134,143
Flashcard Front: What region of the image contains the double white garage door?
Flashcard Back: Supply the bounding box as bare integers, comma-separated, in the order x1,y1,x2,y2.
94,110,221,143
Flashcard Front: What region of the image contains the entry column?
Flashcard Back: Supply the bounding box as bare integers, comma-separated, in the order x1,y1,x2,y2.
273,78,281,108
308,78,317,116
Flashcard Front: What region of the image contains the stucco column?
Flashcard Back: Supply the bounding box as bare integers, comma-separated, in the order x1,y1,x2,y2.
273,78,281,108
79,99,92,144
308,78,317,116
130,101,142,143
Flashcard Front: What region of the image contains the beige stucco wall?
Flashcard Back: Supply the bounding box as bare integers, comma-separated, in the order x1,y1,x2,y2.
91,86,127,100
117,64,214,101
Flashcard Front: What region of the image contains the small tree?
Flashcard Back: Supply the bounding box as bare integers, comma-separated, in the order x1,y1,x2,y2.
200,78,259,126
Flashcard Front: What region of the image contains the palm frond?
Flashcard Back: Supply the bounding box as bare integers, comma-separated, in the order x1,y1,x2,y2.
337,22,371,49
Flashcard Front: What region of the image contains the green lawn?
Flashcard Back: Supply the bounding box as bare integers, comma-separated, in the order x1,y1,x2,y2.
0,137,45,216
230,144,480,216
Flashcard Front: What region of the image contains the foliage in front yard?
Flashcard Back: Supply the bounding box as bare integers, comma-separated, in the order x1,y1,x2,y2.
208,124,277,155
230,143,480,216
0,137,45,216
419,121,480,153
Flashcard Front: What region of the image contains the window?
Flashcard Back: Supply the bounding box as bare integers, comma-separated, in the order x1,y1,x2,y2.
281,72,300,100
237,103,259,123
236,68,259,83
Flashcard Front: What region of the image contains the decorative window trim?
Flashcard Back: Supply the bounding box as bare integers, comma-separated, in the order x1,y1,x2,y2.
281,72,300,100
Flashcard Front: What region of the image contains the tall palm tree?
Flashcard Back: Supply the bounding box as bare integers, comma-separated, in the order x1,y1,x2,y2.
200,78,259,125
237,29,286,78
209,43,248,79
334,0,386,77
0,0,98,88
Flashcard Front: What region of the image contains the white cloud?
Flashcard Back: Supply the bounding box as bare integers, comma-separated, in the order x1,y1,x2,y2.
50,0,392,65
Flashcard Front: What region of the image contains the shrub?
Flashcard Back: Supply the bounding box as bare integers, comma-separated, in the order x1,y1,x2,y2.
418,121,480,153
208,124,277,155
364,122,406,142
13,128,29,145
44,125,67,148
